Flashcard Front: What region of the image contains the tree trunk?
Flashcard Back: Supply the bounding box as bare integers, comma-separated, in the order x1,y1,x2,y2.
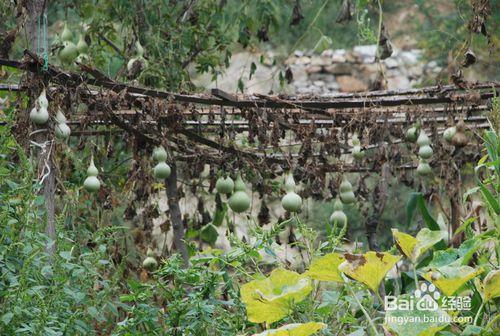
25,0,56,254
165,162,189,267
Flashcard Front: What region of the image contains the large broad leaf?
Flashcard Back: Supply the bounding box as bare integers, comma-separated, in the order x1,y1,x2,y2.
423,266,484,296
252,322,327,336
483,269,500,301
392,228,445,263
406,193,447,250
240,269,312,324
200,224,218,245
305,252,345,282
385,295,450,336
338,252,401,292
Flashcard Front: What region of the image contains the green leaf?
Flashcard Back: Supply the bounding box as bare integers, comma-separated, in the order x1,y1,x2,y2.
483,269,500,301
1,312,13,325
305,252,345,282
200,224,218,245
385,294,450,336
478,183,500,214
252,322,326,336
249,62,257,80
428,250,459,268
338,252,401,292
240,269,312,324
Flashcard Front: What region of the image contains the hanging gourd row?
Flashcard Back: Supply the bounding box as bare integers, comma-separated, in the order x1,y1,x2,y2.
405,118,468,175
57,23,89,64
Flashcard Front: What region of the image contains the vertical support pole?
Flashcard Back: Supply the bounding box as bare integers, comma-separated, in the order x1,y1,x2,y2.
165,162,189,267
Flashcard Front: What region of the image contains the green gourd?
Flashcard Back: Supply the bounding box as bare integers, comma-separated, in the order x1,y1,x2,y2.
84,157,101,192
153,162,171,179
55,109,67,123
142,256,158,270
352,145,364,160
329,198,347,225
418,145,433,159
340,191,356,204
55,122,71,139
61,23,73,41
76,35,88,53
215,175,234,194
339,179,353,193
417,159,432,175
443,126,456,143
228,174,250,213
406,126,419,143
59,41,78,64
37,89,48,109
30,106,49,125
281,174,302,212
451,119,468,147
152,146,168,162
416,130,431,147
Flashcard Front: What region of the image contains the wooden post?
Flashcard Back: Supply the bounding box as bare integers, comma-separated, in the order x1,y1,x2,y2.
165,162,189,267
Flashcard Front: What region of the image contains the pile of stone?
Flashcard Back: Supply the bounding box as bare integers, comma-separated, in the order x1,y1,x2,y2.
286,45,442,94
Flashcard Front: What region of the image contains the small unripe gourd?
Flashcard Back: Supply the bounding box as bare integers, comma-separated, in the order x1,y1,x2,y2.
443,126,456,143
406,126,419,143
416,130,431,147
37,89,49,109
55,122,71,139
416,159,432,176
329,198,347,225
59,41,78,64
153,162,171,179
30,106,49,125
339,178,355,204
215,175,234,194
61,23,73,42
142,256,158,271
152,146,168,162
228,174,251,213
84,157,101,192
76,35,88,53
418,145,433,159
281,174,302,213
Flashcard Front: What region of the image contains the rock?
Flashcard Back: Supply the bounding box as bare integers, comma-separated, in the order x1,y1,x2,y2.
296,56,311,65
324,63,352,75
387,75,411,89
310,55,324,66
305,65,322,74
294,50,304,57
321,49,334,58
353,45,377,62
384,57,399,68
336,76,368,92
400,50,420,64
331,54,346,63
313,80,325,87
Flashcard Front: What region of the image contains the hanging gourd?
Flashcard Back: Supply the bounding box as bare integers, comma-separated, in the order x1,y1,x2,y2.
30,89,49,125
228,174,251,213
443,126,457,143
281,173,302,213
152,145,171,179
416,158,432,176
329,197,347,225
60,23,73,42
215,174,234,195
405,124,420,143
127,41,147,76
142,248,158,271
54,109,71,139
339,178,355,204
76,35,88,53
351,133,364,160
84,156,101,192
451,119,468,147
416,129,433,159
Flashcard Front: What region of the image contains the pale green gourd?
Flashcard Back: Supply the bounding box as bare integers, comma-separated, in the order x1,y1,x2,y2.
418,145,433,159
405,126,419,143
55,122,71,139
37,89,48,109
228,174,250,213
152,146,168,162
59,41,78,64
142,256,158,270
417,159,432,175
339,179,353,193
329,198,347,225
443,126,456,143
55,109,67,123
416,130,431,147
30,106,49,125
340,191,356,204
154,162,171,179
76,35,88,53
352,145,364,159
215,175,234,194
61,23,73,41
281,174,302,212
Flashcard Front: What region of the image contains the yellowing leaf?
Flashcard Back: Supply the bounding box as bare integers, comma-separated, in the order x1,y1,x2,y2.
252,322,327,336
338,252,401,292
240,269,312,324
423,266,484,296
305,252,345,282
483,269,500,301
392,228,445,263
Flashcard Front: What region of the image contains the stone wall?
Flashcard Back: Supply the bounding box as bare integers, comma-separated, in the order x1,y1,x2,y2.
286,45,441,94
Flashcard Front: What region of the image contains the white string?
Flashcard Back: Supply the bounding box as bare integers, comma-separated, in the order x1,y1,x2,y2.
29,139,53,184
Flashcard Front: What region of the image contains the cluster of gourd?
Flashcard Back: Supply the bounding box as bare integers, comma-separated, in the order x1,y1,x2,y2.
127,41,147,75
57,23,89,65
406,118,469,176
215,174,251,213
351,133,364,160
152,146,171,179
